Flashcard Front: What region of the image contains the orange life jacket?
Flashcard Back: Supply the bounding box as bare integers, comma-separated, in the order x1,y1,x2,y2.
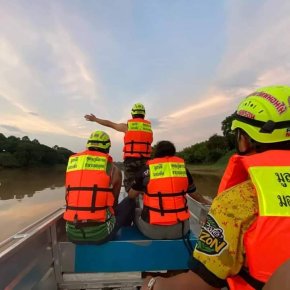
123,118,153,159
144,156,190,225
218,150,290,290
63,150,115,223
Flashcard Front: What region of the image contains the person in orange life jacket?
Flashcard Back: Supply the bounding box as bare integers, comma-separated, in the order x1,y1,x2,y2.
128,140,208,240
84,102,153,193
63,130,136,244
140,85,290,290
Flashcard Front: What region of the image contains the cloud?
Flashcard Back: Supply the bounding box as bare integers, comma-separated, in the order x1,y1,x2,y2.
0,3,106,143
0,125,24,133
216,1,290,92
28,112,39,116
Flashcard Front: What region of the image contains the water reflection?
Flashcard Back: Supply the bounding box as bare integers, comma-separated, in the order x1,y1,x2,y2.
192,172,221,199
0,168,222,242
0,167,65,200
0,168,66,241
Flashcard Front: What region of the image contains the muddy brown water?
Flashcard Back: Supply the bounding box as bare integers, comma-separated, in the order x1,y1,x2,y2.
191,172,222,199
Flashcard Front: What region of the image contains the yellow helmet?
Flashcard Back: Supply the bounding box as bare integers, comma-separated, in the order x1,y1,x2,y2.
131,103,145,116
86,130,111,150
231,85,290,143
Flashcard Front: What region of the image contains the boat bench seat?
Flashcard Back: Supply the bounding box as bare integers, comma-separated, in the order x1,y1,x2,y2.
59,226,197,273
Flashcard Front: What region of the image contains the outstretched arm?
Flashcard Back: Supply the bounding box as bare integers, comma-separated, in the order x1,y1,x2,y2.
84,113,128,133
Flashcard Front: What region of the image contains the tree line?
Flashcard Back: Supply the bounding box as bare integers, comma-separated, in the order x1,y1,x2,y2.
0,113,235,168
0,133,74,168
176,113,235,164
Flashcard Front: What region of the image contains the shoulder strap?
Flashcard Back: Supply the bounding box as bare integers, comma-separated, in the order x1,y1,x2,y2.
239,268,265,290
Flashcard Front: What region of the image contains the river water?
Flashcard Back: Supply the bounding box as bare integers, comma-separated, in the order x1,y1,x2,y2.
0,168,221,242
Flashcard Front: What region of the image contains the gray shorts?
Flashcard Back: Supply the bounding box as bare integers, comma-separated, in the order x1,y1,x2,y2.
134,208,190,240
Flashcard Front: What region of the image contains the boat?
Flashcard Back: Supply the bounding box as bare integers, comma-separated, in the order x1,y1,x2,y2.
0,192,210,290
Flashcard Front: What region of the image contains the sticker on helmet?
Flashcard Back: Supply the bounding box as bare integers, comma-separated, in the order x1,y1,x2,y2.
248,91,287,114
237,110,255,119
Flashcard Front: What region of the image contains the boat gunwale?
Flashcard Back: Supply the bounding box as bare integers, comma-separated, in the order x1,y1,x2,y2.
0,206,64,259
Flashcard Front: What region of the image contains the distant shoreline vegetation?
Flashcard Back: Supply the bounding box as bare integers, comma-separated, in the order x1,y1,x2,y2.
0,133,74,168
0,113,235,169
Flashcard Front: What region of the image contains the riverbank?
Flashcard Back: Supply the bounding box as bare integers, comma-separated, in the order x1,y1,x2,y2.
187,150,234,177
186,151,235,199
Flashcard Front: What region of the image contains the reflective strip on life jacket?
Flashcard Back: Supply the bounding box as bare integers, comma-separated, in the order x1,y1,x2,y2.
67,154,108,172
249,166,290,216
127,120,152,132
149,162,187,179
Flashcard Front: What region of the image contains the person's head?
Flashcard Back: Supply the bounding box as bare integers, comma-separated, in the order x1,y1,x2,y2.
231,85,290,155
86,130,111,153
154,140,176,158
131,102,145,119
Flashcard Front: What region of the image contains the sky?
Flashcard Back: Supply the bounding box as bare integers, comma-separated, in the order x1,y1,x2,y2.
1,0,290,161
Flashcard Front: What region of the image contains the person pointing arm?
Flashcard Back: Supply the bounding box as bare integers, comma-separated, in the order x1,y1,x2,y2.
84,103,153,193
84,113,128,132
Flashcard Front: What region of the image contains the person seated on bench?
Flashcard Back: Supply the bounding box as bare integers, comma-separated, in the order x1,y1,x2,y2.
128,140,205,240
63,130,135,244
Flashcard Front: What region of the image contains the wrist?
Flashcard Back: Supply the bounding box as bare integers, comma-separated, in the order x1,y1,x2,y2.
147,277,158,290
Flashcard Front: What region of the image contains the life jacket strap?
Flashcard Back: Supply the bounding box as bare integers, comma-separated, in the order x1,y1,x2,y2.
66,205,108,211
157,191,164,216
65,184,113,213
124,140,151,156
238,268,265,290
66,186,113,192
146,205,189,214
145,190,187,197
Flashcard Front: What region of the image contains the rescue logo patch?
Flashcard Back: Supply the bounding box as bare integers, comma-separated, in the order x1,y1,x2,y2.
196,214,228,256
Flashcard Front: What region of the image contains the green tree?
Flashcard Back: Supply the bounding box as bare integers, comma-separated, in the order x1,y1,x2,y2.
192,142,209,163
207,134,228,151
0,152,20,167
221,113,236,150
0,132,74,168
22,136,30,142
0,133,6,141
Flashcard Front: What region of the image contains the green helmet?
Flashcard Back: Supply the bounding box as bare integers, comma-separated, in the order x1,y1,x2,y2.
131,103,145,116
86,130,111,150
231,85,290,143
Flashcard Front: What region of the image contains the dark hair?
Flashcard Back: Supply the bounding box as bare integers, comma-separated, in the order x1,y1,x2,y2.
154,141,176,158
235,128,290,155
132,114,145,119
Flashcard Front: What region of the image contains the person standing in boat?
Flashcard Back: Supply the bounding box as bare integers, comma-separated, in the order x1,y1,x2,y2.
63,130,135,244
128,140,209,240
84,103,153,193
140,85,290,290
